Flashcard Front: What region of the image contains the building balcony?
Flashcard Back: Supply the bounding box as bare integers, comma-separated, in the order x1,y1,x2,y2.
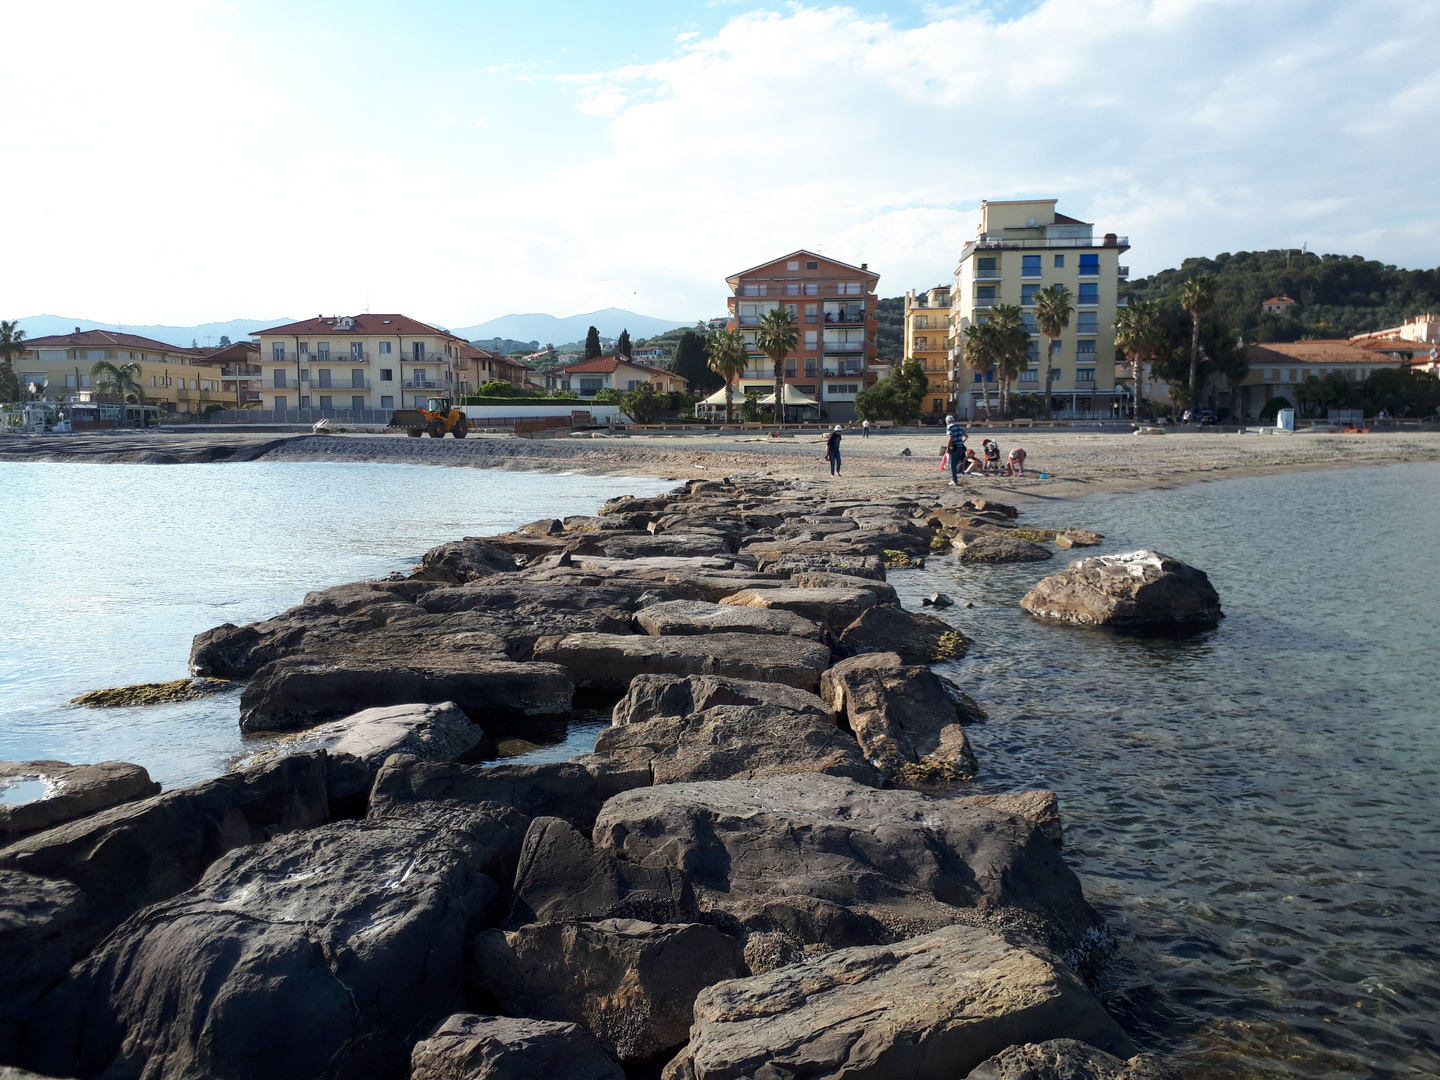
823,363,866,378
821,312,867,325
973,268,1003,281
973,296,997,309
403,379,446,390
972,235,1128,250
737,316,762,326
1117,266,1129,279
821,341,866,352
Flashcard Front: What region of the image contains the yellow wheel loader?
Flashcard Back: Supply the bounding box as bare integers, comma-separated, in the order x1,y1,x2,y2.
388,397,469,439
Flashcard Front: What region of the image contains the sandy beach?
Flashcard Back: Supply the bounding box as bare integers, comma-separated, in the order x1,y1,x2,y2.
5,426,1439,506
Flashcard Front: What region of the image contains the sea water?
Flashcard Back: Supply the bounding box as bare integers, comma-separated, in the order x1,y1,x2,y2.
1,457,1436,1078
0,461,672,789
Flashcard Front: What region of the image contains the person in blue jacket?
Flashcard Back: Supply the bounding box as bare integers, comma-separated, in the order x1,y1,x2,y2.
825,425,843,476
944,414,967,485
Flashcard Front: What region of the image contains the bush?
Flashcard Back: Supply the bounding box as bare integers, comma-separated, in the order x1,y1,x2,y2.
1258,396,1292,421
202,402,225,416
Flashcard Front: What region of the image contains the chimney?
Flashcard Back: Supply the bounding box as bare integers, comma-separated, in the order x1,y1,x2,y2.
861,263,868,270
74,326,81,334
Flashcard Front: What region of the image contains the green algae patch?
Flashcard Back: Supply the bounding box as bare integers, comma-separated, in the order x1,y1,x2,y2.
929,534,953,554
71,678,235,708
883,549,921,569
935,630,970,660
1007,528,1063,542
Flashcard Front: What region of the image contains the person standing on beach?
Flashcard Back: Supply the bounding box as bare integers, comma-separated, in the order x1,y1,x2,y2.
944,414,967,485
825,424,843,476
862,419,870,438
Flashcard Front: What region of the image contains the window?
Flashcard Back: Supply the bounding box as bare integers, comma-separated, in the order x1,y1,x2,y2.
785,358,797,377
805,359,816,377
915,337,928,349
1050,367,1062,381
1021,313,1038,334
976,285,996,302
379,341,392,354
787,283,800,296
1269,369,1279,382
1054,254,1065,268
1077,311,1098,333
805,330,818,348
799,385,816,395
299,342,310,356
272,343,285,362
1289,369,1297,381
1077,340,1096,358
842,282,864,296
413,369,426,387
743,284,766,297
65,374,77,387
413,395,427,407
299,369,310,382
916,316,929,330
976,257,997,277
274,370,287,389
300,395,311,409
412,342,426,362
351,369,365,388
806,261,818,270
830,382,859,395
1019,369,1038,383
579,377,603,394
319,395,333,409
787,261,799,271
275,395,287,411
1079,253,1100,275
352,396,365,411
1022,255,1041,277
1021,284,1041,306
381,395,394,409
1076,368,1095,383
1078,283,1099,304
317,369,332,388
151,375,158,387
351,342,363,359
805,304,818,323
1028,341,1040,365
626,380,640,391
380,369,393,381
317,343,330,361
804,283,819,296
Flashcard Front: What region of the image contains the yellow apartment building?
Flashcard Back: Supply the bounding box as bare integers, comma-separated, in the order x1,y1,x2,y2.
251,314,465,414
904,286,952,417
950,199,1129,419
15,329,232,413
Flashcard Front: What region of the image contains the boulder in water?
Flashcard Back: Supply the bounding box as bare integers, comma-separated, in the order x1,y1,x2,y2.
1020,550,1222,629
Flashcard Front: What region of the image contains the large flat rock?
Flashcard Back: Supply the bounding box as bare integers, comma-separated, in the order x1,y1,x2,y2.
411,1013,623,1080
718,587,877,633
370,757,602,832
964,1038,1181,1080
238,656,574,732
837,604,966,663
531,633,831,691
243,701,491,778
0,761,158,845
634,599,822,640
664,925,1134,1080
585,774,1100,955
28,802,528,1080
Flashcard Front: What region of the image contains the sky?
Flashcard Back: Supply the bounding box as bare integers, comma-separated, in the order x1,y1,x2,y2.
4,0,1438,327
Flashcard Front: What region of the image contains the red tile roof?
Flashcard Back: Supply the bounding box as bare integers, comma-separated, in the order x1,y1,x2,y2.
22,329,202,355
458,344,500,360
1246,341,1388,365
554,356,621,374
253,314,461,339
1261,296,1297,305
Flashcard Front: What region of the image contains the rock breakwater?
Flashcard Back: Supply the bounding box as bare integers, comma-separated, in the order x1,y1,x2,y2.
1,474,1196,1079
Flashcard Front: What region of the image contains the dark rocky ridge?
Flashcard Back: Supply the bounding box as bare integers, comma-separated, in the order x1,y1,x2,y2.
1,474,1200,1079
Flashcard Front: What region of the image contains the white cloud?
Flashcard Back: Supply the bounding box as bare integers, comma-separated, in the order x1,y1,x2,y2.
2,0,1437,325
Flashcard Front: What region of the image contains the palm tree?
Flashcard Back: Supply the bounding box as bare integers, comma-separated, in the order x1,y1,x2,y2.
1114,299,1164,421
961,320,997,419
705,328,749,422
0,321,26,403
1179,274,1217,407
756,305,799,428
1032,285,1073,420
987,304,1030,418
90,360,145,405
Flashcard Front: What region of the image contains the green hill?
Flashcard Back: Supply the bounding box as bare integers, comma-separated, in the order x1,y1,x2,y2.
1121,250,1440,342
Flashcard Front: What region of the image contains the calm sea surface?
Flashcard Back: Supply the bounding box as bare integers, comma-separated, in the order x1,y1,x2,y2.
1,457,1436,1079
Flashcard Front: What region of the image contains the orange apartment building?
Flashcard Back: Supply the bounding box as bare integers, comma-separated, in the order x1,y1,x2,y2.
724,250,880,422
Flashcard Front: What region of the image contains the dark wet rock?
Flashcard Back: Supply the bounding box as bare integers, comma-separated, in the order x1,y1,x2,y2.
238,656,574,732
507,817,699,927
655,572,785,602
718,587,876,634
237,701,491,780
413,538,522,582
964,1039,1181,1080
837,603,965,663
784,570,899,604
755,553,886,580
663,925,1133,1080
1056,528,1105,549
961,498,1020,520
923,591,955,607
587,673,879,787
597,533,736,559
0,870,86,1059
0,762,158,845
0,754,332,1031
520,517,566,535
370,757,602,832
531,632,831,691
27,802,527,1080
960,790,1064,850
589,774,1100,955
955,534,1055,563
633,599,822,640
1021,550,1223,629
471,919,744,1064
410,1013,624,1080
821,652,977,783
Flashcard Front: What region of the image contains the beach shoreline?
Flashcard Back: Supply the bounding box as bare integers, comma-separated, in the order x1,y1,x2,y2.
4,426,1439,509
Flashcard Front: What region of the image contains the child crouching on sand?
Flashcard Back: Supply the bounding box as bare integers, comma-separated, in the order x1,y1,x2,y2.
1005,447,1027,476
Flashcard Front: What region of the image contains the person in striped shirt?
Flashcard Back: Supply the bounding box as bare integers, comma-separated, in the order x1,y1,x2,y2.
944,414,967,485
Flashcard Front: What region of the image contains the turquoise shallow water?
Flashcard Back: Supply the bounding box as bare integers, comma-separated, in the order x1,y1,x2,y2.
0,461,671,787
893,461,1440,1080
1,458,1436,1078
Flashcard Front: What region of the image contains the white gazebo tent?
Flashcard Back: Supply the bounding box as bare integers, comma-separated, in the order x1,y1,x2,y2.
756,385,821,408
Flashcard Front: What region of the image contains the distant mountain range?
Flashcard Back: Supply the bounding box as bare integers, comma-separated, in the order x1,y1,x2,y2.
14,315,292,349
450,308,696,344
13,307,699,350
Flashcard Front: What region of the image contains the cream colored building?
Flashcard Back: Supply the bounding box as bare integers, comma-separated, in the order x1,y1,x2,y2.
15,329,231,413
904,286,951,418
950,199,1129,419
1229,341,1410,418
252,314,465,413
